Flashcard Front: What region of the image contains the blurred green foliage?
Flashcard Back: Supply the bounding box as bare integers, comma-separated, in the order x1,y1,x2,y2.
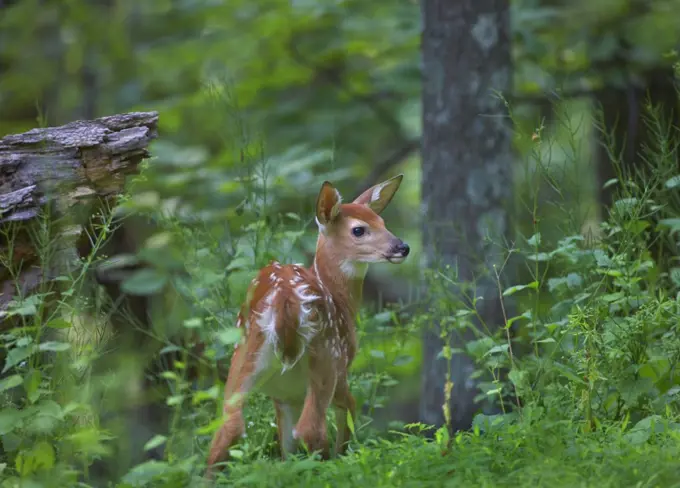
2,0,680,486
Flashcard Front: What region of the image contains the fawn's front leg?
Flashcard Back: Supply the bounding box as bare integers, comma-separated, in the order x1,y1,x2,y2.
332,376,356,456
293,354,336,459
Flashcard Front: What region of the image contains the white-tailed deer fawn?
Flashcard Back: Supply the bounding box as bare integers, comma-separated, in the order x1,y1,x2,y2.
205,175,409,476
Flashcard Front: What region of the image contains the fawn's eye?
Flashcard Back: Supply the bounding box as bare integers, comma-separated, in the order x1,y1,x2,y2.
351,226,366,237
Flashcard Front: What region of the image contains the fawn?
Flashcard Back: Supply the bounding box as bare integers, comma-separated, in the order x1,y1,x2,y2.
205,175,409,476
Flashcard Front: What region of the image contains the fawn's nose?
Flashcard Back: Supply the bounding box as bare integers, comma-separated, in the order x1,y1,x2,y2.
395,241,410,257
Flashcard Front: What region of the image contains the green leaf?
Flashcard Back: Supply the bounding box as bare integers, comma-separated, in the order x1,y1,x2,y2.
0,375,23,393
658,218,680,234
508,368,527,387
182,317,203,329
346,409,355,436
25,369,42,403
392,355,413,367
290,457,321,473
38,341,71,352
121,460,170,486
16,440,55,475
159,371,178,381
159,344,182,355
527,232,541,247
9,302,37,316
664,175,680,188
502,281,539,296
370,350,386,359
526,251,551,262
507,310,532,328
372,311,393,324
166,395,184,406
670,268,680,287
2,346,35,373
0,408,24,435
192,386,219,405
553,362,587,385
229,449,244,460
226,256,252,271
483,344,510,357
121,268,168,296
624,415,667,446
45,318,71,329
434,425,450,448
144,435,167,452
472,413,514,433
144,232,172,250
613,197,640,214
195,417,223,436
217,328,242,345
97,253,140,273
603,178,618,189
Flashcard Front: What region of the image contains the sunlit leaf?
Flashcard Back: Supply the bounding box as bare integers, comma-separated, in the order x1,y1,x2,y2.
144,435,167,452
2,346,35,373
217,327,242,345
45,318,71,329
664,175,680,188
502,281,539,296
0,375,23,393
38,341,71,352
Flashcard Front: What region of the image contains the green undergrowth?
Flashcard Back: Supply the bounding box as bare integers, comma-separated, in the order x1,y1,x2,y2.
120,416,680,488
3,98,680,487
223,428,680,488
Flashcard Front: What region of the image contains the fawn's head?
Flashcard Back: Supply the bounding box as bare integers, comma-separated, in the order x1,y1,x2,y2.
314,174,409,274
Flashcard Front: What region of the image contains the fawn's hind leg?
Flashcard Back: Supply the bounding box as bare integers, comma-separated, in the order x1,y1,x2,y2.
206,342,255,476
293,354,336,459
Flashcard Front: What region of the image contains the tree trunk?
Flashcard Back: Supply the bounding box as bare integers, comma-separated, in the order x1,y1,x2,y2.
419,0,513,431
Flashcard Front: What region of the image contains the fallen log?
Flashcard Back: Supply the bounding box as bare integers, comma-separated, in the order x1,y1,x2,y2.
0,111,159,319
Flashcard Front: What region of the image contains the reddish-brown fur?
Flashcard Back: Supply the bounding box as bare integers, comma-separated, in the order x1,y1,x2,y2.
206,176,408,478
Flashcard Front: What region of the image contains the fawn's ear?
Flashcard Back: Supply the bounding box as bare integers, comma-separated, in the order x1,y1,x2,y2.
352,174,403,215
316,181,342,229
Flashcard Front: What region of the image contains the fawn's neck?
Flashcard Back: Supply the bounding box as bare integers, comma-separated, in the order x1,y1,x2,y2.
312,237,367,317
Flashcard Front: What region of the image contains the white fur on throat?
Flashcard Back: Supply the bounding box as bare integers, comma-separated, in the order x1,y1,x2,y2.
340,260,368,279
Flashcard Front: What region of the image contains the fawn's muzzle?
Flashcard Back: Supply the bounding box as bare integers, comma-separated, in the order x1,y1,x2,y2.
387,240,410,263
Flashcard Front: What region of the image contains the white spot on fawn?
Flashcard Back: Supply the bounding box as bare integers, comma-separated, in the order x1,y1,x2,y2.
256,290,278,347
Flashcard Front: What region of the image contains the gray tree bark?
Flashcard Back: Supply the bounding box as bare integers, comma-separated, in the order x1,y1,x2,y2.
419,0,513,430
